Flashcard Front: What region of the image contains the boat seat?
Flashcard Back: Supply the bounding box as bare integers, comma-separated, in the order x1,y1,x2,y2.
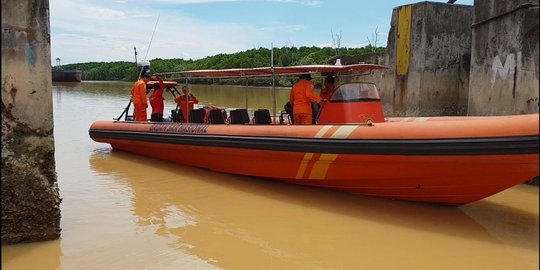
209,109,226,124
171,109,184,123
238,109,250,124
189,108,206,123
230,109,251,124
283,101,293,124
254,109,272,125
284,101,293,115
230,110,243,124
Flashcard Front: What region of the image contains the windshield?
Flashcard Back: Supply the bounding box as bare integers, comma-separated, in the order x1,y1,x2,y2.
330,82,380,102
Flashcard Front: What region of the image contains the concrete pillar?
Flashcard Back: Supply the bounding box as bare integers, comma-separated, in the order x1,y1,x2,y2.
382,2,473,116
468,0,539,115
1,0,61,244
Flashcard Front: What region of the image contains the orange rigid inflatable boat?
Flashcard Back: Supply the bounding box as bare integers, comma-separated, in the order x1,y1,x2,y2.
89,64,539,205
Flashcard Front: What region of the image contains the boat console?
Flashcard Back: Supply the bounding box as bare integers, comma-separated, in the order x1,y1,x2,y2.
318,82,385,124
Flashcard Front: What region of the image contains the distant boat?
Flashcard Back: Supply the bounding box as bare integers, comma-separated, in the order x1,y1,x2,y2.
52,57,82,82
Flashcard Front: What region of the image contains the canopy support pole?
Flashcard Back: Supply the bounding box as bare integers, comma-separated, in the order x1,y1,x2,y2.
185,77,190,123
271,43,276,121
244,77,249,111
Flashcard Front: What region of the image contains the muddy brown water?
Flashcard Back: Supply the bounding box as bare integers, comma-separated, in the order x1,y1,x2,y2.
2,81,538,270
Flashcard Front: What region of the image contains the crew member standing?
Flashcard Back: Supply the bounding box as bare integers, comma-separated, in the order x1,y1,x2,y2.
289,73,325,125
174,86,199,122
131,73,151,121
149,76,165,122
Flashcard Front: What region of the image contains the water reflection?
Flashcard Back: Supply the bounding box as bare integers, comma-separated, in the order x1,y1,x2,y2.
2,82,536,270
461,191,539,250
1,240,61,270
89,150,538,270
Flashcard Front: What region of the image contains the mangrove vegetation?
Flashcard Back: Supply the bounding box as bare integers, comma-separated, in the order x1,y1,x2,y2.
62,46,385,81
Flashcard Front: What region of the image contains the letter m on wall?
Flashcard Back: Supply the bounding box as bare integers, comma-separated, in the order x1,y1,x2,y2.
491,53,517,88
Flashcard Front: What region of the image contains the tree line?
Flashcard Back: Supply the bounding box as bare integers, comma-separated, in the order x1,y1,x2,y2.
62,45,385,81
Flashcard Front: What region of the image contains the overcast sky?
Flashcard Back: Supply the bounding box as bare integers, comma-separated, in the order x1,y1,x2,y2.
49,0,474,65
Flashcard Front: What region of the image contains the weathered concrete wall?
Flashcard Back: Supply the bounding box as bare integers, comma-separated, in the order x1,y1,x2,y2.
1,0,61,244
468,0,539,115
381,2,473,117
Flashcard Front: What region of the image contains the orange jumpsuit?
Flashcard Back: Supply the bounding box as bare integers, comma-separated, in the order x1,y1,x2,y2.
174,94,199,122
131,79,148,121
289,79,322,125
149,77,165,121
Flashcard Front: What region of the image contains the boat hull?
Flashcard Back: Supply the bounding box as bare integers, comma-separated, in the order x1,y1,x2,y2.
89,114,539,205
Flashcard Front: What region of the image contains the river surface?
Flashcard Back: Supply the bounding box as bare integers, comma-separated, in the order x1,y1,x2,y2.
2,81,538,270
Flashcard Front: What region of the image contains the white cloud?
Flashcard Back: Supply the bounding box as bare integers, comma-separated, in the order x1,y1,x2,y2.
49,0,396,65
50,0,298,64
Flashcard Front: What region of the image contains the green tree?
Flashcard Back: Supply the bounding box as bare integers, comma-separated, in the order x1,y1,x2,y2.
62,45,386,81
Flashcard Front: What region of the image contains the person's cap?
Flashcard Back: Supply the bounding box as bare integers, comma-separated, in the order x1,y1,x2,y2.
299,73,312,80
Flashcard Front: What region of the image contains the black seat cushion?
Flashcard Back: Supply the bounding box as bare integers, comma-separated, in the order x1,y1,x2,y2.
209,109,225,124
254,109,272,125
171,109,184,123
189,109,205,123
230,109,251,124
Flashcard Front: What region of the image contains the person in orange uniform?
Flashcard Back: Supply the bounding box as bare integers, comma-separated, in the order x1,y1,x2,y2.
149,76,165,122
319,75,336,100
174,86,199,122
131,73,151,121
289,73,326,125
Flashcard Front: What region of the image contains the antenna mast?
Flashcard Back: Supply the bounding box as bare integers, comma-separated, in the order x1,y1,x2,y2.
134,47,138,68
